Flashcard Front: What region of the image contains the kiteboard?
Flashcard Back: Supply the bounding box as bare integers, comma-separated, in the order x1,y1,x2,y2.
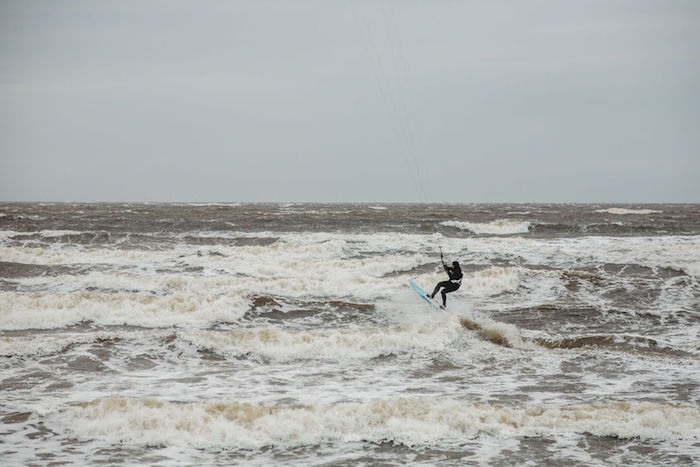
408,280,441,310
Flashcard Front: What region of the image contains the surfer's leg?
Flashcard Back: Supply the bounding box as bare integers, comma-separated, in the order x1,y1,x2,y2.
430,281,449,299
441,282,460,307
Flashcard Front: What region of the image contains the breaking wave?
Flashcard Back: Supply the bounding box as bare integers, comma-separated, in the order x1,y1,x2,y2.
441,220,531,235
53,397,700,449
0,290,249,330
458,313,534,349
595,208,662,215
179,317,462,361
463,267,521,296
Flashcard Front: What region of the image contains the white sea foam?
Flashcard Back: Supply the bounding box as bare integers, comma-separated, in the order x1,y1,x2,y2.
175,230,279,239
0,245,182,267
441,220,531,235
674,262,700,278
2,232,697,334
463,266,521,296
0,290,249,330
0,229,88,240
0,329,168,357
6,230,694,280
3,232,695,333
12,229,691,274
595,208,662,215
0,251,429,329
180,316,463,361
461,235,700,278
53,397,700,449
38,230,87,238
1,235,430,288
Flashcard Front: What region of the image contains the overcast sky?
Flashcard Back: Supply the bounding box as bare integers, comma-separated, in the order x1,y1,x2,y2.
1,1,698,202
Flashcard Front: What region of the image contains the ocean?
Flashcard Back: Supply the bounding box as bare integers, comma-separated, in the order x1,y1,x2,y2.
1,203,698,466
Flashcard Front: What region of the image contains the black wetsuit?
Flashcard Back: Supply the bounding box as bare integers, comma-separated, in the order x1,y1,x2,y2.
430,263,463,307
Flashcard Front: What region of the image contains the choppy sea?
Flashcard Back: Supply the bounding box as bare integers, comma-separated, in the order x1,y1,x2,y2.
1,203,698,466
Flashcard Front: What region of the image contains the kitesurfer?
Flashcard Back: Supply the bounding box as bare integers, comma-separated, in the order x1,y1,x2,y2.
428,259,462,309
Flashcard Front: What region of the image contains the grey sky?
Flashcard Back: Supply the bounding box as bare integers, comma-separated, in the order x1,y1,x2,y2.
1,1,699,202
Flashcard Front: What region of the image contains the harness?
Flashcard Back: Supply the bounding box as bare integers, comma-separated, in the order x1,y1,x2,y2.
444,261,463,285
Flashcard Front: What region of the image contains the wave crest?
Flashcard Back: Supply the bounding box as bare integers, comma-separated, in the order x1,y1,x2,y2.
53,397,700,449
441,220,531,235
595,208,662,215
180,318,462,361
459,313,534,349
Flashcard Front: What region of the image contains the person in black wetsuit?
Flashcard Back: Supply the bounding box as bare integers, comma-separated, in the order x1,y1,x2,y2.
428,260,463,309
